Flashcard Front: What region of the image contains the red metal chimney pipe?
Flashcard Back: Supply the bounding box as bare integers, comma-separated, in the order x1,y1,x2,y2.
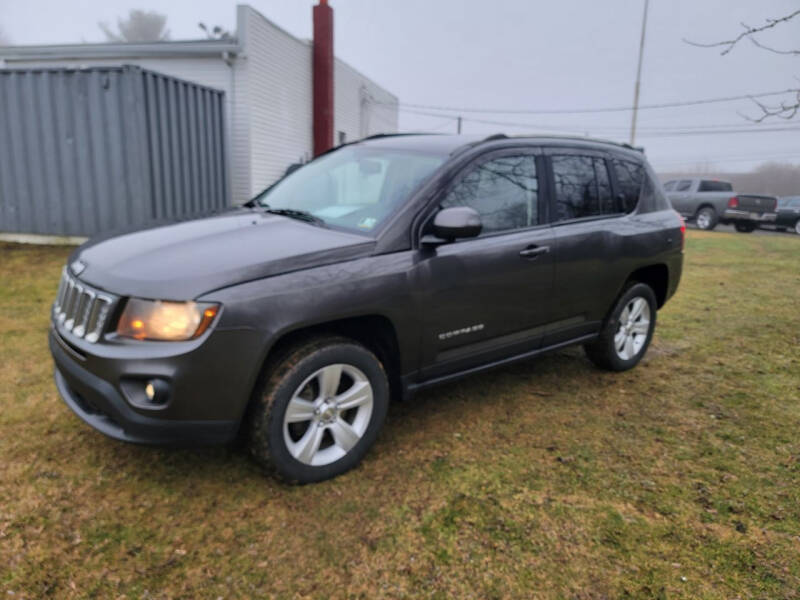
313,0,334,157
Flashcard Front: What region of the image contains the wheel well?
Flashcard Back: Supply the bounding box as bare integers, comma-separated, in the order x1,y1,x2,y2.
695,203,716,215
264,315,403,402
627,264,669,308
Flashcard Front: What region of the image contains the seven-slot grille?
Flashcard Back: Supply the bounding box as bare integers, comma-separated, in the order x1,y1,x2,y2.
53,268,115,343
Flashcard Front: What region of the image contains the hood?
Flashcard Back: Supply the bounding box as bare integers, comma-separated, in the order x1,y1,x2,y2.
73,209,375,299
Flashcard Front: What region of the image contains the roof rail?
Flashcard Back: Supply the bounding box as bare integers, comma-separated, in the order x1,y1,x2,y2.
361,132,441,141
453,133,645,155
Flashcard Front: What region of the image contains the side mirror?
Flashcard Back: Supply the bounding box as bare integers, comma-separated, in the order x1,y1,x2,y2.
425,206,482,244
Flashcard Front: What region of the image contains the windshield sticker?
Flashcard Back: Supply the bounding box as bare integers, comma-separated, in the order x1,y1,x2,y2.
357,217,377,230
313,205,362,218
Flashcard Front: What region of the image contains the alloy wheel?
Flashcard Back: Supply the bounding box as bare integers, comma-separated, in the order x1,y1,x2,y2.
282,364,374,466
614,296,651,360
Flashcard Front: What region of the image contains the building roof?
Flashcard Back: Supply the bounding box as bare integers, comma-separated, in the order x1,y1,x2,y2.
0,39,241,61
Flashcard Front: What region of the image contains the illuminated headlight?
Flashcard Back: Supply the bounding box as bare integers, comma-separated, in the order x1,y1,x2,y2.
116,298,219,341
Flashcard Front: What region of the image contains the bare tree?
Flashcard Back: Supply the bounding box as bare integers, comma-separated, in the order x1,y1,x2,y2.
99,10,170,43
686,9,800,121
198,23,232,41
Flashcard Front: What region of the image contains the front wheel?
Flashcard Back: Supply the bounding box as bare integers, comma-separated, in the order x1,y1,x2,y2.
584,283,657,372
248,337,389,483
734,222,756,233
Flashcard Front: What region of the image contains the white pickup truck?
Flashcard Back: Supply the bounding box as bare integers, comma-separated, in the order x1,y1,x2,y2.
664,178,777,233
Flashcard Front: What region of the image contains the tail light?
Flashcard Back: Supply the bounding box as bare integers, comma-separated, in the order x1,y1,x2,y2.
676,211,686,250
727,196,739,208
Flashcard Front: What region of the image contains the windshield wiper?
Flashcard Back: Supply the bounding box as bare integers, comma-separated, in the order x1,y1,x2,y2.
259,206,327,227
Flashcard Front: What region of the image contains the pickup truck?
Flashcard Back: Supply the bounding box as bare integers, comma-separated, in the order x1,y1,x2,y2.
664,177,777,232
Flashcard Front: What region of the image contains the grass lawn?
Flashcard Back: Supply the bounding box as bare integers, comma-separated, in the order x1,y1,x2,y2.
1,231,799,599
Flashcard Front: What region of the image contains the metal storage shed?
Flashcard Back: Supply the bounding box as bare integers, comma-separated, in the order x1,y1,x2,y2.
0,65,227,238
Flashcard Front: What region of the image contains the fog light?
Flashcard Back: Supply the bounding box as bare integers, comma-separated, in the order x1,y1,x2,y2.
143,379,170,405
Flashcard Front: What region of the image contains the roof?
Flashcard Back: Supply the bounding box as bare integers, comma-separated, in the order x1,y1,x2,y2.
0,39,241,61
356,133,644,158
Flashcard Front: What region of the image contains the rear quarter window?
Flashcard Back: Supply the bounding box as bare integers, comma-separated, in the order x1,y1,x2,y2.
612,159,645,213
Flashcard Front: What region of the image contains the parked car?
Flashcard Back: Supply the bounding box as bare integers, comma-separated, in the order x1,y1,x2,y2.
771,196,800,235
49,134,684,483
664,177,777,232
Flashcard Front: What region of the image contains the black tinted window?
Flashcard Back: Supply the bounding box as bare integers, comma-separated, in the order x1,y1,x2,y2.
552,155,616,220
676,180,692,192
613,159,645,213
442,155,538,233
698,180,733,192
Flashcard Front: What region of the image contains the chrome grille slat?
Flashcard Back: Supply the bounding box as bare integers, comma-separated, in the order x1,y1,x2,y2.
52,269,116,344
64,284,84,329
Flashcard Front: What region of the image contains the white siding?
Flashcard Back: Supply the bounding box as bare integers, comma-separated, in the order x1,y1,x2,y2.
239,6,313,196
334,59,398,144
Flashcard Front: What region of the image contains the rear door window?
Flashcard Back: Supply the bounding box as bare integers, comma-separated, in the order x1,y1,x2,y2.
551,155,617,221
698,180,733,192
612,159,646,213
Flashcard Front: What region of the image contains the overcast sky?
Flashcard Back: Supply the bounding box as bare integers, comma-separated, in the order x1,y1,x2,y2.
2,0,798,173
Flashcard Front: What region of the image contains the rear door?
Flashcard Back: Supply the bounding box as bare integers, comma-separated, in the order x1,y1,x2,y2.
542,149,638,345
415,148,555,380
668,179,695,215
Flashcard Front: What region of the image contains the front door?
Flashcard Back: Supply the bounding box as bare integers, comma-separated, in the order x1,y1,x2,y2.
414,150,555,381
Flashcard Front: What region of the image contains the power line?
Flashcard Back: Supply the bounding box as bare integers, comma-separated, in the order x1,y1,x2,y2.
380,104,800,137
378,88,797,115
391,106,800,137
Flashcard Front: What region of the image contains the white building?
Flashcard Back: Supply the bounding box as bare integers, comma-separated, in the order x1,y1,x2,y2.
0,4,399,204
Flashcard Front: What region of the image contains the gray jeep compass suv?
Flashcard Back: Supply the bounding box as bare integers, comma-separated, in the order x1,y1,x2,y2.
49,134,684,483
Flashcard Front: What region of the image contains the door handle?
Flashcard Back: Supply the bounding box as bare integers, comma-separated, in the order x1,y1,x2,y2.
519,245,550,259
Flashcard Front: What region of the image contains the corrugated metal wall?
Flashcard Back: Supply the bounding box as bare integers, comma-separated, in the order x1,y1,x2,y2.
0,65,228,237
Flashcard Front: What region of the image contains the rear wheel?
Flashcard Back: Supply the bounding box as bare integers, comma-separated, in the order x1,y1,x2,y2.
248,337,389,483
735,222,756,233
695,207,718,231
584,283,657,372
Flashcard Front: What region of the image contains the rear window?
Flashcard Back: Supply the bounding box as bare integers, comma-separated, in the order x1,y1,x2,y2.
698,180,733,192
612,159,645,213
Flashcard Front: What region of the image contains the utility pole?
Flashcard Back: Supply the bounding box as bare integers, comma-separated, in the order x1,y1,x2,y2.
629,0,649,146
457,116,462,134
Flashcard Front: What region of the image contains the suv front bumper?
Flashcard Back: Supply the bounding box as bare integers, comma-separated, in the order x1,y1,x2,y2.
50,325,261,446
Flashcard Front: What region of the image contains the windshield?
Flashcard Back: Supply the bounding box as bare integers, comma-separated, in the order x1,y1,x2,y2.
253,145,446,234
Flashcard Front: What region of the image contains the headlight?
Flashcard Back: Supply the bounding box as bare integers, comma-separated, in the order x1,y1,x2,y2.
116,298,219,341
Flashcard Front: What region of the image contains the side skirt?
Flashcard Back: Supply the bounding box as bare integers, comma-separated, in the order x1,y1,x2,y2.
402,332,598,399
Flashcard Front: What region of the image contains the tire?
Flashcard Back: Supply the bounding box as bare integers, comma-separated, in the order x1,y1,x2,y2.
247,336,389,484
795,219,800,235
734,222,756,233
695,206,718,231
584,283,657,372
